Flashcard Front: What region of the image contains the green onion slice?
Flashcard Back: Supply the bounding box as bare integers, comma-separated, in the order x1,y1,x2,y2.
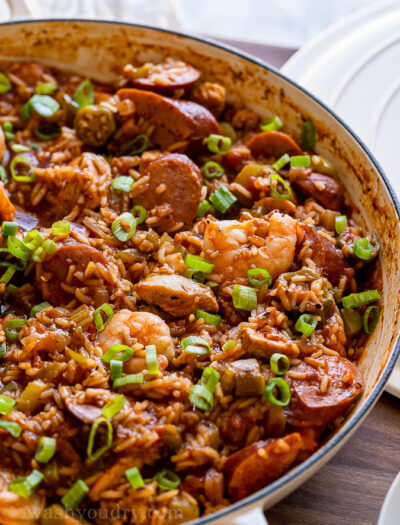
10,156,36,183
0,394,15,415
263,377,291,407
202,161,224,179
0,266,15,284
7,235,30,261
155,469,181,490
232,284,257,310
111,175,134,193
112,212,136,242
5,319,28,341
94,303,114,332
34,123,61,140
52,221,70,236
222,339,236,351
341,307,363,337
23,229,44,250
0,72,11,93
35,82,57,95
181,335,211,355
290,155,311,168
110,359,123,381
206,134,232,154
295,313,318,336
118,134,150,156
113,374,144,389
126,466,145,489
182,268,205,283
102,344,133,363
61,479,89,510
11,144,30,153
0,165,7,182
30,94,60,118
363,305,380,335
335,215,348,235
8,470,43,499
184,253,214,274
300,120,316,150
43,238,56,254
272,153,290,172
270,353,290,376
189,384,214,411
342,290,380,309
2,221,17,236
0,419,21,437
247,267,272,287
87,417,113,461
260,115,283,132
103,394,126,419
0,342,6,359
353,238,373,260
200,366,220,393
73,78,94,108
196,200,211,218
30,302,51,317
195,309,221,327
131,205,147,225
35,436,56,463
209,184,237,214
145,344,160,375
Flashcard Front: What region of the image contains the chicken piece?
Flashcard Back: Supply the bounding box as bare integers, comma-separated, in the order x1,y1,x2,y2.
241,326,300,360
221,358,265,396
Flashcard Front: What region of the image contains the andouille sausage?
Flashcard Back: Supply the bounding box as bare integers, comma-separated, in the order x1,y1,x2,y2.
298,223,354,287
224,433,302,501
123,59,201,95
290,167,343,210
117,88,220,152
135,273,219,317
247,131,302,158
285,355,363,427
133,153,202,232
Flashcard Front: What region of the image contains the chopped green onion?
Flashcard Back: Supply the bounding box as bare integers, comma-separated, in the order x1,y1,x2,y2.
342,290,380,309
4,284,18,299
111,175,134,193
155,469,181,490
110,359,123,381
52,221,70,236
102,344,133,363
5,319,27,341
103,395,126,419
184,253,214,274
20,100,32,121
232,284,257,310
131,205,146,225
0,342,6,359
35,82,57,95
222,339,236,351
10,156,36,183
34,123,61,140
196,200,211,218
126,467,145,489
182,268,205,283
363,305,380,335
290,155,311,168
335,215,348,235
0,166,7,182
3,122,12,132
112,212,136,242
0,266,15,284
300,120,316,150
113,374,144,389
195,309,221,327
0,419,21,437
206,134,231,154
73,78,94,108
61,479,89,510
23,229,44,250
200,366,220,393
35,436,56,463
29,94,60,118
94,303,114,332
189,384,214,411
43,238,56,254
247,268,272,287
87,417,113,461
202,161,224,179
8,470,43,499
145,344,159,375
11,144,30,153
263,377,291,407
295,313,318,336
7,235,30,261
209,184,237,213
260,116,283,132
270,353,290,376
272,153,290,172
30,302,51,317
0,72,11,93
0,394,15,414
118,134,150,156
341,308,363,337
181,335,211,355
353,238,373,260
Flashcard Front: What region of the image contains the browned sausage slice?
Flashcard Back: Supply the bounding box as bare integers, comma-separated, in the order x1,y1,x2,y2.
35,242,113,306
117,88,220,152
247,131,302,158
285,355,363,427
290,167,343,210
224,433,302,501
135,273,219,317
133,153,202,232
123,59,201,95
298,223,354,287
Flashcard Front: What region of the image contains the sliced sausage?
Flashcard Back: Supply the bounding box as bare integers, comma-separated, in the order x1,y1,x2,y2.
298,223,354,287
133,153,202,232
135,273,219,317
0,182,15,221
123,58,201,95
35,242,113,306
290,167,343,210
285,355,363,427
241,326,300,360
247,131,302,158
117,88,220,152
224,433,302,501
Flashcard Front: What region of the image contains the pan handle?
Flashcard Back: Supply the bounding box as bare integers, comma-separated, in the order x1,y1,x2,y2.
7,0,41,19
232,506,269,525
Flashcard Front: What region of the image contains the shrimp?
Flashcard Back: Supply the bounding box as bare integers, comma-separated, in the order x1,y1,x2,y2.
0,471,45,525
202,212,297,282
0,182,15,222
98,309,175,373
